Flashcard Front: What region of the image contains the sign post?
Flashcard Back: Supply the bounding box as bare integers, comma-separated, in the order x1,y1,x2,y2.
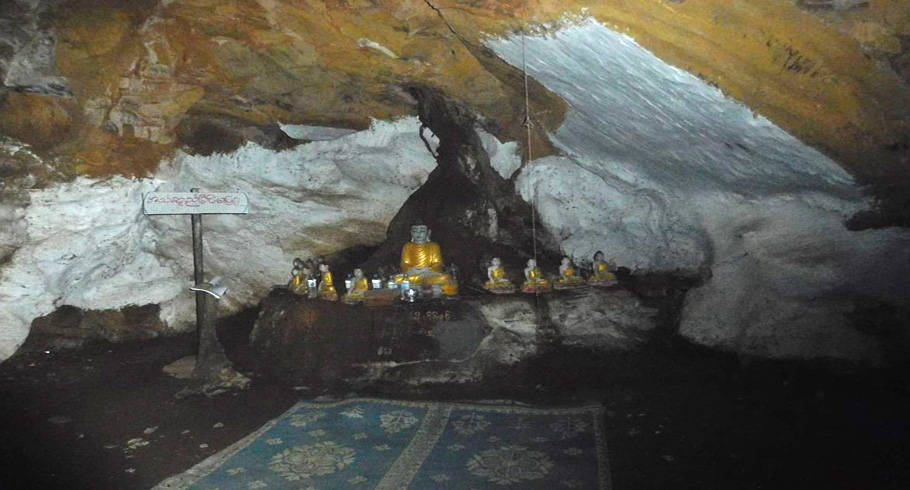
143,189,249,394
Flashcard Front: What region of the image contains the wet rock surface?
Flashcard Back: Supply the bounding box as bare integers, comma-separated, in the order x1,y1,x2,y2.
548,288,657,349
251,288,489,382
251,286,658,387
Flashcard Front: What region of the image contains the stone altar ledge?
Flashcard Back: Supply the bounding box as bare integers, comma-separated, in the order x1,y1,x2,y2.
250,286,659,387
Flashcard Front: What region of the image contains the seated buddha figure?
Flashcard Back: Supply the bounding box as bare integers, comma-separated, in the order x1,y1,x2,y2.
287,258,312,296
554,256,585,289
317,263,338,301
521,258,551,293
484,257,515,294
343,268,370,304
288,266,307,295
398,224,457,295
588,251,617,286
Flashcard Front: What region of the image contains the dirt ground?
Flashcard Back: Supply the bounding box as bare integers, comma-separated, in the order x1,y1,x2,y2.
1,310,909,490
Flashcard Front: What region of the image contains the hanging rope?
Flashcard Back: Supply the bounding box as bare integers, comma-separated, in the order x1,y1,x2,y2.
522,29,537,265
521,27,543,313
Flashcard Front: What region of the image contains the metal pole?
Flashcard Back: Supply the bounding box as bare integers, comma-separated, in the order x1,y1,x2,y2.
190,189,205,353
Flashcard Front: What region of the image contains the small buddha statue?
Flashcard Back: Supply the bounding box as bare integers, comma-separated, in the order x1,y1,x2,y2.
554,256,585,289
588,251,617,287
288,259,307,295
396,224,457,296
521,258,551,293
288,267,307,295
484,257,515,294
317,263,338,301
442,263,459,296
287,258,313,295
343,268,370,304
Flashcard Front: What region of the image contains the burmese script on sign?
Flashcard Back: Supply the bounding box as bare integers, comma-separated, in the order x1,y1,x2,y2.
143,192,249,215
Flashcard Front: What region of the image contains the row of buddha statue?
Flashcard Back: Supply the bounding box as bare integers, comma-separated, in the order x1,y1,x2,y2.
286,223,618,304
287,260,379,303
287,224,460,304
484,252,617,294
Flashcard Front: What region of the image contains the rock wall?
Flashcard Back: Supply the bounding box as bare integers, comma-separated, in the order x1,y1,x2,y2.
682,194,910,363
1,9,909,365
250,287,657,387
361,87,559,285
0,118,436,361
3,1,908,217
0,175,180,361
489,20,910,364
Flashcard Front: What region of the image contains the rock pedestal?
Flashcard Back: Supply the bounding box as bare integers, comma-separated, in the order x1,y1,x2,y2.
250,287,658,387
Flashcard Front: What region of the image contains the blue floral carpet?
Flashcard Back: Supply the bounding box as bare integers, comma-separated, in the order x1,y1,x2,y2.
154,398,610,489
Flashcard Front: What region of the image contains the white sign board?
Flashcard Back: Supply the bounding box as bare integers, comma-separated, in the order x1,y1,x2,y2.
143,192,249,215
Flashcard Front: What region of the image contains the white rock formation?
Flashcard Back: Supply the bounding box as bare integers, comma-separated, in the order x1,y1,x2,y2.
0,177,182,361
476,299,541,363
490,18,910,363
278,124,358,141
475,288,658,365
0,118,436,361
352,289,658,386
477,128,521,180
548,288,657,349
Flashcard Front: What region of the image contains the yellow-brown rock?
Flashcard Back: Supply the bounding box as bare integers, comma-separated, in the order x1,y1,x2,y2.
71,127,173,178
0,92,78,151
578,0,910,191
0,0,906,218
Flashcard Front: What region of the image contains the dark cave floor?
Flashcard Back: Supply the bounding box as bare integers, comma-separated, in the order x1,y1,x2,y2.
1,312,909,490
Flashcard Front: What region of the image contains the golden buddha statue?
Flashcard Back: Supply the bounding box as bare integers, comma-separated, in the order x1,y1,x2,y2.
555,256,585,289
317,263,338,301
343,268,370,304
521,258,551,293
484,257,515,294
287,258,312,295
397,224,457,295
588,251,617,286
288,267,307,295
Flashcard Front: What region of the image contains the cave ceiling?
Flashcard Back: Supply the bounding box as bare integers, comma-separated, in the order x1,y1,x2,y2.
1,0,908,223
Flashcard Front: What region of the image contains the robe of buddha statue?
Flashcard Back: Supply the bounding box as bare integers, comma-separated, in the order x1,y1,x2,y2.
588,251,617,286
399,241,456,290
522,262,550,292
394,224,457,296
486,266,507,286
554,256,585,289
318,269,338,301
589,260,617,285
288,269,308,295
344,273,370,303
556,264,584,287
484,260,514,292
401,241,443,273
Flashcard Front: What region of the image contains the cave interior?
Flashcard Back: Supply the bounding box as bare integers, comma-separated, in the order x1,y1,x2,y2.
1,0,910,489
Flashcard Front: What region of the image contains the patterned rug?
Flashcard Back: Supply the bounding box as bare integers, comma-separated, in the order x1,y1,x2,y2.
154,398,611,489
